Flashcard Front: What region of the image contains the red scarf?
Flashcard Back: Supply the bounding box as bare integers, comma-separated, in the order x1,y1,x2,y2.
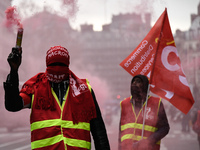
20,70,96,124
46,66,69,83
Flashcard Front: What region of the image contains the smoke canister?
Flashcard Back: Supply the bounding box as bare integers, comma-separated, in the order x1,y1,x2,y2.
16,28,23,48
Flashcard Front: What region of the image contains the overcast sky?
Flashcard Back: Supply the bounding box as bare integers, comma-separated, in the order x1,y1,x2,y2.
12,0,200,33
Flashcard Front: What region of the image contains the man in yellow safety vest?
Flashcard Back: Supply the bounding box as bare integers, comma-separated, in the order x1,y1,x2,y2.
119,74,170,150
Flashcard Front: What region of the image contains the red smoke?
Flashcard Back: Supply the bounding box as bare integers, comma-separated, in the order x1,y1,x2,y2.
4,6,23,29
61,0,79,19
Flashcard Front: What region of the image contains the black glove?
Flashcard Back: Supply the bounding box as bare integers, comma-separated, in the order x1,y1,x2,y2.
7,47,22,71
132,141,139,150
133,139,153,150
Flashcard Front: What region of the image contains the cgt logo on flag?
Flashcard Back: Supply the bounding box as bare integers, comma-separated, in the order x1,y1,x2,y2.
120,8,194,114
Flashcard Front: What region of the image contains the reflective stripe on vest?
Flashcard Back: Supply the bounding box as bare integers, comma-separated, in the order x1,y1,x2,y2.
121,122,158,132
86,79,92,92
31,134,91,149
121,134,160,145
31,119,90,132
120,122,160,145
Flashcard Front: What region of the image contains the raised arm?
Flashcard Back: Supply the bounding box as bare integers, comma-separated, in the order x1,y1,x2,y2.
3,47,24,112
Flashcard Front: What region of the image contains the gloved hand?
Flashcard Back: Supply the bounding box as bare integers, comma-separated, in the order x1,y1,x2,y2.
7,47,22,71
132,141,139,149
132,139,152,150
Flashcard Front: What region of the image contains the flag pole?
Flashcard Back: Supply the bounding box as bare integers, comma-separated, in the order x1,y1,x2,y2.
149,8,167,85
141,84,150,139
141,8,167,139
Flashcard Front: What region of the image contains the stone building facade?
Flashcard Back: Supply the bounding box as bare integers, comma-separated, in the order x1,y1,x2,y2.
174,2,200,106
79,13,151,100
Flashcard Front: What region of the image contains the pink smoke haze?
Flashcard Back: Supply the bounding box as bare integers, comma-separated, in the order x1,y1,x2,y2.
4,6,23,29
60,0,79,19
13,0,79,20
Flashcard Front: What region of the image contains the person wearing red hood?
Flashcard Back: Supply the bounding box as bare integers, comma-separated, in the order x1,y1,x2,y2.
4,46,110,150
118,75,170,150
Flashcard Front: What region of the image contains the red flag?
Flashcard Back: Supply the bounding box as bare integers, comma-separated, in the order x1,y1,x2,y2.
120,8,194,114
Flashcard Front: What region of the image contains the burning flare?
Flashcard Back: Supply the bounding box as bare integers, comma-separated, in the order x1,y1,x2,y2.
5,6,24,48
